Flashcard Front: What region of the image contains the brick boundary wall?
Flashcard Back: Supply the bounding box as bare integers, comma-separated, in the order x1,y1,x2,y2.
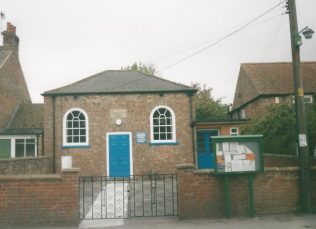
263,154,316,167
0,156,52,175
0,168,80,227
177,164,316,219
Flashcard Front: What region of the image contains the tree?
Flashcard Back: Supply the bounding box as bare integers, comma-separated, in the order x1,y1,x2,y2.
242,104,297,155
242,100,316,156
306,100,316,156
192,83,229,120
121,62,156,75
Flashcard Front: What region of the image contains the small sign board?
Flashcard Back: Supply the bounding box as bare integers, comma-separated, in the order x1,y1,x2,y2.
136,132,147,144
212,135,263,175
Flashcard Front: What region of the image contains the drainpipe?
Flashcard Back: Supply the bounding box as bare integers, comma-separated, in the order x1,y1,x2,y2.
42,131,44,156
188,93,196,165
52,96,56,173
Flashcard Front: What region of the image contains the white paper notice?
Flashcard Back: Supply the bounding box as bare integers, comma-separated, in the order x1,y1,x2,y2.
223,142,229,152
225,162,232,172
224,154,232,162
229,142,238,153
299,134,308,147
232,160,242,172
233,154,246,160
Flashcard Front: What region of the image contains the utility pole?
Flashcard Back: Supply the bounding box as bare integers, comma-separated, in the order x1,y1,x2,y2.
287,0,311,213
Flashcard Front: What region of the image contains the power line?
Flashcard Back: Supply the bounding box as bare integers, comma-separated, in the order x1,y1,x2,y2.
146,5,283,64
101,1,287,92
262,15,286,60
158,0,286,72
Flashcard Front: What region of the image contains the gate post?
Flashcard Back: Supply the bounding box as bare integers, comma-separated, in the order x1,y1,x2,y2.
176,164,195,220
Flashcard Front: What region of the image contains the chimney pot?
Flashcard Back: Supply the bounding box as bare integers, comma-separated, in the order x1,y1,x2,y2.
6,22,16,33
2,22,19,52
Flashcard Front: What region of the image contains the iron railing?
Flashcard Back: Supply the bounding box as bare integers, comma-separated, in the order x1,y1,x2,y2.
79,174,177,220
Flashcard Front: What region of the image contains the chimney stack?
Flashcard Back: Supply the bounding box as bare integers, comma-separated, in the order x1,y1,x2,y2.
2,22,19,53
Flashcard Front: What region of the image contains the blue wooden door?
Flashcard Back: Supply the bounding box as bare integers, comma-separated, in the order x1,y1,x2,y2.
108,134,131,177
197,130,219,169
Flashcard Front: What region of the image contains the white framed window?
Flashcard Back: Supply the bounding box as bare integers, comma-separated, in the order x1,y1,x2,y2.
304,95,313,104
63,108,89,146
0,136,37,158
292,95,313,104
150,106,176,143
230,127,239,136
275,97,280,104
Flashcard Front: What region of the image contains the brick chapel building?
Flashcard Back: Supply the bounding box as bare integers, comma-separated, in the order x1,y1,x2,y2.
42,70,197,176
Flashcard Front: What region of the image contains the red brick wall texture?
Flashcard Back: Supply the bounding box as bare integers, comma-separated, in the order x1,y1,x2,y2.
44,93,194,176
177,165,316,219
0,169,79,226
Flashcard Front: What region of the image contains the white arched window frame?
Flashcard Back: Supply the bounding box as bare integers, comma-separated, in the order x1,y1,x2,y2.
63,108,89,147
150,105,176,143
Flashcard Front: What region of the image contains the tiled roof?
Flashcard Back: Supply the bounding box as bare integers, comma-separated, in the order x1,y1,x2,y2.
43,70,196,95
10,104,43,129
232,62,316,110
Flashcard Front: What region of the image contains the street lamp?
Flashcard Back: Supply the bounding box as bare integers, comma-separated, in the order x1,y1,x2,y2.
295,26,314,46
288,0,313,214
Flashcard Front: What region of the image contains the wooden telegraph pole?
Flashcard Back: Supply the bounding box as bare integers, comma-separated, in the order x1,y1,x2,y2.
287,0,312,214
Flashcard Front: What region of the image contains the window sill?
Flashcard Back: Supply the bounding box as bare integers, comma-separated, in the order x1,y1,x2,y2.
62,145,90,149
149,141,179,146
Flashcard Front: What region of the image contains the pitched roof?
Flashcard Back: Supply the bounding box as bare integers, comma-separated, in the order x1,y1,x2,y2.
0,48,11,68
232,62,316,110
0,103,43,135
43,70,196,96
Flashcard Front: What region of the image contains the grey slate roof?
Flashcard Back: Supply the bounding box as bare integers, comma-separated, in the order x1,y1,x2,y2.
232,62,316,110
0,128,42,135
0,103,43,135
43,70,196,96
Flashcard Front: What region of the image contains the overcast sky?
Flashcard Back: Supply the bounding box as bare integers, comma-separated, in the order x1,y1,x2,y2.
1,0,316,104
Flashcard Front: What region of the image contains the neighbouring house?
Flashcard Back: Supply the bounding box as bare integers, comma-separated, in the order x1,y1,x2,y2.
0,22,43,160
42,70,197,176
231,62,316,120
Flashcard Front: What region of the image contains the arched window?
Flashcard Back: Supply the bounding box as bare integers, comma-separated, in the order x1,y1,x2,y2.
63,108,89,146
150,106,176,143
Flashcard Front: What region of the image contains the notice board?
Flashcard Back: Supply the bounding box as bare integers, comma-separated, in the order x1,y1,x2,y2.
212,135,263,174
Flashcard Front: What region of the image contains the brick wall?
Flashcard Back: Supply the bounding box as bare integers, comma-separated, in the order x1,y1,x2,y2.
44,93,194,176
0,168,79,226
196,122,247,136
0,156,51,175
177,164,316,219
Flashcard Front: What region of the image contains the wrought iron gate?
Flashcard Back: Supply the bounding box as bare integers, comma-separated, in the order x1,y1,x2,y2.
79,174,177,220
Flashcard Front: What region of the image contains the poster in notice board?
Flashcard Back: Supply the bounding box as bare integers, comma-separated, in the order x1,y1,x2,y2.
212,135,263,174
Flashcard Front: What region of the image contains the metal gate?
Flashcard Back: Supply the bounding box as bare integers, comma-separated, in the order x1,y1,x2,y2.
79,174,177,220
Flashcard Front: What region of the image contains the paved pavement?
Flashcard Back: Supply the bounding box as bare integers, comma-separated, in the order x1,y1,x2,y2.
15,213,314,229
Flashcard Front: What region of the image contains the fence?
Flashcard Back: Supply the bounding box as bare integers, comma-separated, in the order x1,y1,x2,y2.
79,174,178,219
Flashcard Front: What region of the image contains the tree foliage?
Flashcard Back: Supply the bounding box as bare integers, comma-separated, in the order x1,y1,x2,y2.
242,100,316,156
242,104,296,155
306,101,316,156
121,62,156,75
192,83,229,121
